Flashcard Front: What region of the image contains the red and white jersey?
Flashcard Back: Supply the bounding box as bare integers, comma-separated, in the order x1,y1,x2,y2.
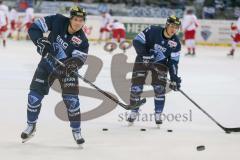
101,13,112,28
111,21,125,30
9,8,18,22
0,4,9,15
24,7,34,24
182,14,199,31
0,10,7,27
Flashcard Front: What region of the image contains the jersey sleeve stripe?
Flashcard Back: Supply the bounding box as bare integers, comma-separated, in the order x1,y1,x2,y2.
134,32,146,44
34,17,48,33
72,50,88,62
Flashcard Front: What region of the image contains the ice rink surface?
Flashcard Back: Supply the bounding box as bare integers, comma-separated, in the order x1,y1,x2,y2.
0,40,240,160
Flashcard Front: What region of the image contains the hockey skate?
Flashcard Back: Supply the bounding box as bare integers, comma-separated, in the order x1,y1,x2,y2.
227,49,234,56
185,52,191,56
72,129,85,148
21,124,36,143
127,111,139,126
155,112,163,129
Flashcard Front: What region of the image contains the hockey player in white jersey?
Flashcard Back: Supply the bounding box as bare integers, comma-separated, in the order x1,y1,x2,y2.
228,17,240,56
0,5,8,47
23,7,34,39
8,7,18,38
182,9,199,56
98,11,112,43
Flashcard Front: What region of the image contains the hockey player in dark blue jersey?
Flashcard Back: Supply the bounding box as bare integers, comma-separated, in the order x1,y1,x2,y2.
127,15,182,127
21,6,89,146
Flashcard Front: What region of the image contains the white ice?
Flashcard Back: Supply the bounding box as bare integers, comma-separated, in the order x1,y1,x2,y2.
0,40,240,160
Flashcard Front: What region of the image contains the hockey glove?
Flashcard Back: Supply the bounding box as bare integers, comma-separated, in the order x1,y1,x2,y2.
65,61,78,77
56,59,79,77
169,76,181,91
36,37,52,57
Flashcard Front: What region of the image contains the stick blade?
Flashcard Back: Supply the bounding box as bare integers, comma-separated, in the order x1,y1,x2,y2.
224,127,240,133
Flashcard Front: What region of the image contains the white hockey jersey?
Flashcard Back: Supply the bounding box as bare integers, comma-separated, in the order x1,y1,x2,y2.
182,14,199,31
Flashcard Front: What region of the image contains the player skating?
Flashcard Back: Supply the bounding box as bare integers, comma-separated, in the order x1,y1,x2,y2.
8,7,18,38
20,6,89,147
127,16,182,128
0,0,8,47
182,9,199,56
228,18,240,56
98,10,112,44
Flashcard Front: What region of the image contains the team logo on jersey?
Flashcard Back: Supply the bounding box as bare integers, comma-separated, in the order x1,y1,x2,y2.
71,36,82,46
53,42,67,60
168,40,177,48
56,35,68,49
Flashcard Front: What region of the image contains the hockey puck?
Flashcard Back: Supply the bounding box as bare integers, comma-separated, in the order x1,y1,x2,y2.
167,129,173,132
140,128,146,131
102,128,108,131
196,145,205,151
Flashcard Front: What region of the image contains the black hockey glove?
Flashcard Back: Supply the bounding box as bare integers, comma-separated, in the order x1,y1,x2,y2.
65,62,78,77
169,76,181,91
36,37,51,57
56,59,79,77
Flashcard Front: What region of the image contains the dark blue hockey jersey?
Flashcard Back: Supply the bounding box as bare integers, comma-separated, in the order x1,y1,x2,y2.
28,14,89,72
133,25,181,78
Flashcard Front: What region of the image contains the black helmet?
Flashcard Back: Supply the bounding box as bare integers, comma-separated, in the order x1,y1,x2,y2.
166,15,181,26
70,6,86,20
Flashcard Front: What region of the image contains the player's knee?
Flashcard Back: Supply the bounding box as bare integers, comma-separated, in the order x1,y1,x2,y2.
63,94,80,117
153,85,165,99
28,90,43,108
130,85,143,101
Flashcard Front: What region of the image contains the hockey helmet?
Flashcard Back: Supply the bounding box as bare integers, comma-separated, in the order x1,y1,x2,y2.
166,15,181,26
70,6,86,20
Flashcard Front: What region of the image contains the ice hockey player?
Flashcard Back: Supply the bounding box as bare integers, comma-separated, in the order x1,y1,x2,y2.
23,7,34,40
98,10,112,43
182,9,199,56
127,15,182,128
110,19,126,43
228,19,240,56
20,6,89,146
0,0,8,47
8,7,18,38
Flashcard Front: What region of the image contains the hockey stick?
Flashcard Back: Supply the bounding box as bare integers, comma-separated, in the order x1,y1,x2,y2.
49,54,146,110
178,89,240,133
151,65,240,133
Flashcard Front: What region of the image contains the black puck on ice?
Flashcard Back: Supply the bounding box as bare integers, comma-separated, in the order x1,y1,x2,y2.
196,145,205,151
167,129,173,132
102,128,108,131
140,128,146,131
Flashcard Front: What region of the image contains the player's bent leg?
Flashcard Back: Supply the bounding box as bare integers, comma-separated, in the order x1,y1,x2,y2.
128,59,147,125
128,85,143,124
21,66,52,143
21,90,44,143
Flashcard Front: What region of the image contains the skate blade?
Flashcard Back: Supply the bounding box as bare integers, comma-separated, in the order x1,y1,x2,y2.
128,122,134,127
22,134,35,143
77,144,84,149
156,124,161,129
